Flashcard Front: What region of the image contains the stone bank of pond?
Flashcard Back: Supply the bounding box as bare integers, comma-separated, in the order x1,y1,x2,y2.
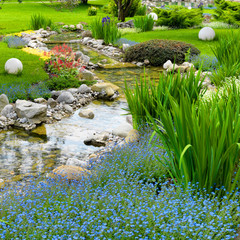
0,101,128,184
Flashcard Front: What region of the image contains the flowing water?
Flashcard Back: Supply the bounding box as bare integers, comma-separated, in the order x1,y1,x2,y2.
0,37,163,184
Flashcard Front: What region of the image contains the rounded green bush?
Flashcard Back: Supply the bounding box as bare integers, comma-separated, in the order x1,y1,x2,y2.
124,39,200,66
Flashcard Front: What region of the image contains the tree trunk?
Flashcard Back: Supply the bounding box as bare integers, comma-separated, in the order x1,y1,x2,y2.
118,8,125,22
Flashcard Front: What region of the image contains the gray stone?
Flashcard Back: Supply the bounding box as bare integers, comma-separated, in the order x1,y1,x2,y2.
51,90,62,99
1,104,14,118
82,37,92,45
47,98,57,108
122,44,130,52
79,109,94,119
15,100,47,124
78,84,91,94
75,51,90,65
136,62,144,67
0,94,9,112
63,104,73,113
81,30,92,38
66,158,89,168
163,60,173,69
34,98,47,103
84,132,109,147
76,24,83,30
67,88,78,94
80,69,95,81
57,91,75,104
112,123,133,137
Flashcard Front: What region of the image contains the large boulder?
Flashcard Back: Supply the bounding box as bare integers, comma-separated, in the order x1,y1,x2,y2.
198,27,215,41
0,94,9,112
84,131,109,147
91,82,119,93
1,104,16,119
5,58,23,75
78,84,91,94
112,123,133,137
75,51,90,65
15,100,47,124
50,165,90,181
79,69,95,81
57,91,75,104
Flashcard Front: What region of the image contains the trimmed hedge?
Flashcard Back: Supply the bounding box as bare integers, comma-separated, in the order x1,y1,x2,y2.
124,39,200,66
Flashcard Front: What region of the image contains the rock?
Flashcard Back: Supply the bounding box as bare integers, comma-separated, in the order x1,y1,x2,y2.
79,109,94,119
198,27,215,41
112,123,133,137
84,132,109,147
136,62,144,67
125,129,140,143
15,100,47,124
1,104,15,118
51,90,62,99
79,69,95,81
63,104,73,113
82,37,92,45
50,165,90,181
57,91,75,104
34,98,47,103
78,84,92,94
182,62,194,68
76,24,83,30
105,87,115,97
5,58,23,75
148,12,158,21
81,30,92,38
47,98,57,108
0,94,9,112
66,158,89,168
163,60,173,70
67,88,78,94
75,51,90,65
122,44,130,52
177,65,189,73
126,115,133,126
0,116,7,122
167,64,178,72
63,25,69,29
69,25,75,30
144,59,150,65
91,82,119,92
31,125,47,137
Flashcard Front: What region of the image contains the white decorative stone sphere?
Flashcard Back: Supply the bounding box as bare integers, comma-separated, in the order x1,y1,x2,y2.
148,12,158,21
5,58,23,75
198,27,215,41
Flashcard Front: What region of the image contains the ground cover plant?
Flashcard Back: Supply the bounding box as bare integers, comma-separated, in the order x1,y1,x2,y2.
125,39,200,66
0,130,240,239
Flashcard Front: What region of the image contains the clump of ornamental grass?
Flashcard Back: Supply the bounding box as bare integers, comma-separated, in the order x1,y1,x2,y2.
211,31,240,85
133,15,154,32
124,68,205,129
0,129,240,239
90,16,121,45
30,13,53,30
147,86,240,195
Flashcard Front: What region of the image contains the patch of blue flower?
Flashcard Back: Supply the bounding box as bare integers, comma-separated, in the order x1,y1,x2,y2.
3,36,28,49
0,82,50,102
116,38,139,47
0,129,239,239
190,54,218,71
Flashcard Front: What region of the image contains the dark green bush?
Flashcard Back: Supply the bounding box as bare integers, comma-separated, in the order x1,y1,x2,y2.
154,7,203,28
125,39,200,66
214,0,240,25
88,6,98,16
136,4,147,16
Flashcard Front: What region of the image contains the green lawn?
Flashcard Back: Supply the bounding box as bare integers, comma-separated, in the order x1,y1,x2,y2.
0,42,48,84
0,1,108,35
123,28,240,55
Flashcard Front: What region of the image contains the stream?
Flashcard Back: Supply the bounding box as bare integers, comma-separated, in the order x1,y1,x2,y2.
0,35,163,185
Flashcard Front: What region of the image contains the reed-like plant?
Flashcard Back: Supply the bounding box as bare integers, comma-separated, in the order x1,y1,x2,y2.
90,16,121,45
30,14,53,30
124,68,205,129
211,31,240,85
133,15,154,32
148,86,240,194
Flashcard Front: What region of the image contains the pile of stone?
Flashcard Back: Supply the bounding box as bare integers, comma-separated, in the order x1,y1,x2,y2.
62,23,84,31
117,20,134,28
0,82,120,131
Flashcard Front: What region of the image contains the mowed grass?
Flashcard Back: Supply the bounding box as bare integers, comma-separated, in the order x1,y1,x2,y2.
123,28,240,55
0,1,109,35
0,42,48,85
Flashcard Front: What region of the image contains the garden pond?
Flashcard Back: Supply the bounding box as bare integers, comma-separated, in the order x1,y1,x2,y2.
0,36,164,185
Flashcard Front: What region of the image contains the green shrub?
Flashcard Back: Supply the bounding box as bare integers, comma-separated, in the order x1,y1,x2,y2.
124,68,204,129
124,39,200,66
88,6,98,16
148,87,240,195
136,4,147,16
214,0,240,26
133,15,154,32
211,31,240,85
154,7,203,28
108,0,141,17
90,16,121,45
30,14,53,30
